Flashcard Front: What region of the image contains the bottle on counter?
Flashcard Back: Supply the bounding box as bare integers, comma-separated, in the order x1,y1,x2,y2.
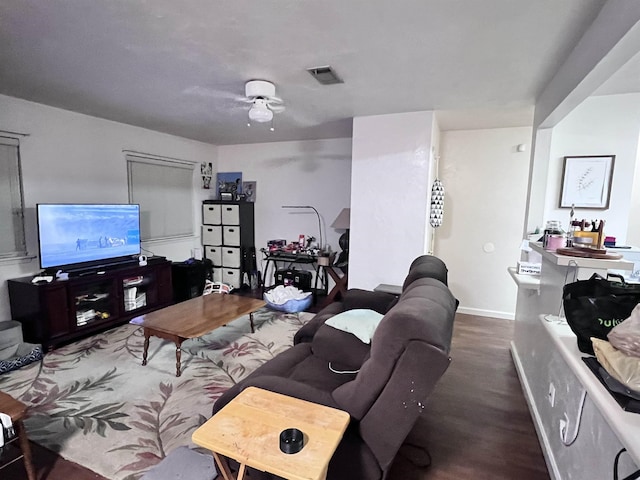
543,220,564,251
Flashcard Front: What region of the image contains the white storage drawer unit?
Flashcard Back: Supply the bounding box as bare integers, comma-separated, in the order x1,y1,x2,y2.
212,267,223,283
202,204,222,225
204,246,222,266
223,226,241,246
222,268,241,288
221,204,240,225
222,247,241,268
202,225,222,246
202,200,255,290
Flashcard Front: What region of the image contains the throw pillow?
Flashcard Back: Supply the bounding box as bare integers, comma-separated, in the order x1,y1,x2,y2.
325,308,385,344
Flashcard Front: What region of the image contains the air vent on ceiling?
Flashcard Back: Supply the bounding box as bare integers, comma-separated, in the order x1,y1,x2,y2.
307,66,343,85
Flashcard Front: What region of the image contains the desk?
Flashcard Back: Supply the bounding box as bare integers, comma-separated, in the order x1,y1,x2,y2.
192,387,350,480
262,252,327,301
0,391,36,480
323,266,348,302
373,283,402,296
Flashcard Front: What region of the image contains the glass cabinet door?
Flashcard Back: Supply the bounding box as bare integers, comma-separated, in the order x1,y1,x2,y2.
72,279,115,328
122,271,156,312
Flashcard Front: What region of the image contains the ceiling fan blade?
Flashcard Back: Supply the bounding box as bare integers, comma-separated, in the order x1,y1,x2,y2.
182,85,240,101
268,104,286,113
266,96,284,104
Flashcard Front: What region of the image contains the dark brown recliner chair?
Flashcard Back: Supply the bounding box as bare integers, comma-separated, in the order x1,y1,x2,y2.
212,255,457,479
294,254,450,345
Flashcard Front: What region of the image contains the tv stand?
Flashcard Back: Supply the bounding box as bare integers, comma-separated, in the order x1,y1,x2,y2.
8,258,173,351
45,257,151,278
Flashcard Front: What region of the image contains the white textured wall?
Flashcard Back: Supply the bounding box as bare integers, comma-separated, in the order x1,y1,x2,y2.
542,93,640,245
0,94,216,320
350,112,434,290
629,133,640,246
527,3,640,233
436,127,532,319
217,138,352,285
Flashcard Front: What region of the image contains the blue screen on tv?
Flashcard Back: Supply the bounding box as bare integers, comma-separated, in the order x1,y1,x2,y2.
37,204,141,270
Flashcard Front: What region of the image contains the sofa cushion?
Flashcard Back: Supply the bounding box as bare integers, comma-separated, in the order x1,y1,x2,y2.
312,324,371,370
289,353,357,390
325,309,384,344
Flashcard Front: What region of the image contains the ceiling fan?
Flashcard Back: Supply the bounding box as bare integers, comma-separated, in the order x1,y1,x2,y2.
240,80,285,124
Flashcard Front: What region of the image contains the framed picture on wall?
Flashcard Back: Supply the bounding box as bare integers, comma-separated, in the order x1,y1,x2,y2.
559,155,615,209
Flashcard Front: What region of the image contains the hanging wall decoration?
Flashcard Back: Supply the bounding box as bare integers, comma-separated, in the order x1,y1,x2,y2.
429,178,445,228
200,162,212,189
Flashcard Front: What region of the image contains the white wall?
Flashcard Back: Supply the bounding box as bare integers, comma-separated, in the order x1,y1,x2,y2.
629,132,640,246
436,127,532,319
350,111,434,290
217,138,352,286
527,2,640,234
543,93,640,245
0,94,217,320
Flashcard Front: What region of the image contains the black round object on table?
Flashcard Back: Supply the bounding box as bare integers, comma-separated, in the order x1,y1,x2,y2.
279,428,304,454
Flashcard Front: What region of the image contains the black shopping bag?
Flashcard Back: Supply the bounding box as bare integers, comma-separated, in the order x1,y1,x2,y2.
563,274,640,355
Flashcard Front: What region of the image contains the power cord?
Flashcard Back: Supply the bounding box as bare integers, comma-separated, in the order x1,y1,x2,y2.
559,389,587,446
328,362,360,374
614,448,640,480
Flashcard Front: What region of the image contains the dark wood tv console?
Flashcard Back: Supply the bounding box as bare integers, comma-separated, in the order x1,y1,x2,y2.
8,257,173,351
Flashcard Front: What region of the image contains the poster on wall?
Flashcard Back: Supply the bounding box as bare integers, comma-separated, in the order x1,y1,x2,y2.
559,155,615,209
242,181,256,202
216,172,242,200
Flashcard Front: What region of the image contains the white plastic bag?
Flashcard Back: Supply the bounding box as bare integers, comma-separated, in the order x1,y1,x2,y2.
608,303,640,357
592,337,640,393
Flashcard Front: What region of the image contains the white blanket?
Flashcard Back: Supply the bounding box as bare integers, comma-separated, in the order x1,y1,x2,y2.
264,285,312,305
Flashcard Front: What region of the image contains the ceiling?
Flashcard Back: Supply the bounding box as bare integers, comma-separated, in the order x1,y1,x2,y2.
0,0,609,145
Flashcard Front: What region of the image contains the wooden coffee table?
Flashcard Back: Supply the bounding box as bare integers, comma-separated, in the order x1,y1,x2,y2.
0,391,36,480
131,294,265,377
192,387,350,480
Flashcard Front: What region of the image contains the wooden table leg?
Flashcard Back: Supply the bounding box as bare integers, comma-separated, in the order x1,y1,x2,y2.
15,419,36,480
213,452,235,480
13,420,36,480
142,328,150,366
174,338,185,377
326,268,348,303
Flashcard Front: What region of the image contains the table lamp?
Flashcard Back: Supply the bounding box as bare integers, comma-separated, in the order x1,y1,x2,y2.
331,208,350,265
282,205,323,251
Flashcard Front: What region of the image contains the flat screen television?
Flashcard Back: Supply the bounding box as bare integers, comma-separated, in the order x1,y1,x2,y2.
37,203,141,272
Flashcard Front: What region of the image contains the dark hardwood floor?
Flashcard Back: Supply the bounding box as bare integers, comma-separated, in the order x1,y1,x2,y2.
4,297,549,480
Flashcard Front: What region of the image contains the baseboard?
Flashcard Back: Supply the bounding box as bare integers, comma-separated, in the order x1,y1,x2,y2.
510,341,560,480
455,306,514,320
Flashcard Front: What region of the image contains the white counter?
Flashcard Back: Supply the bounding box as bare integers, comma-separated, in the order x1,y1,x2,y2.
541,316,640,466
530,241,634,273
510,244,639,479
507,267,540,291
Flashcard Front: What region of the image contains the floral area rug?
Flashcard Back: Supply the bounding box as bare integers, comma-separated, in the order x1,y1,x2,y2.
0,307,312,480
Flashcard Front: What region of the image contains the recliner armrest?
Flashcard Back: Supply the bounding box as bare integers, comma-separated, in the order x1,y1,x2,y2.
213,375,341,413
294,302,345,344
342,289,398,314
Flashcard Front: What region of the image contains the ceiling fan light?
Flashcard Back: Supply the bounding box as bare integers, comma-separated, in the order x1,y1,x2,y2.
248,104,273,123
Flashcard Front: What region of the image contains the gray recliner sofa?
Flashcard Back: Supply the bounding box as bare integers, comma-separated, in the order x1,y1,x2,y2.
212,255,457,479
